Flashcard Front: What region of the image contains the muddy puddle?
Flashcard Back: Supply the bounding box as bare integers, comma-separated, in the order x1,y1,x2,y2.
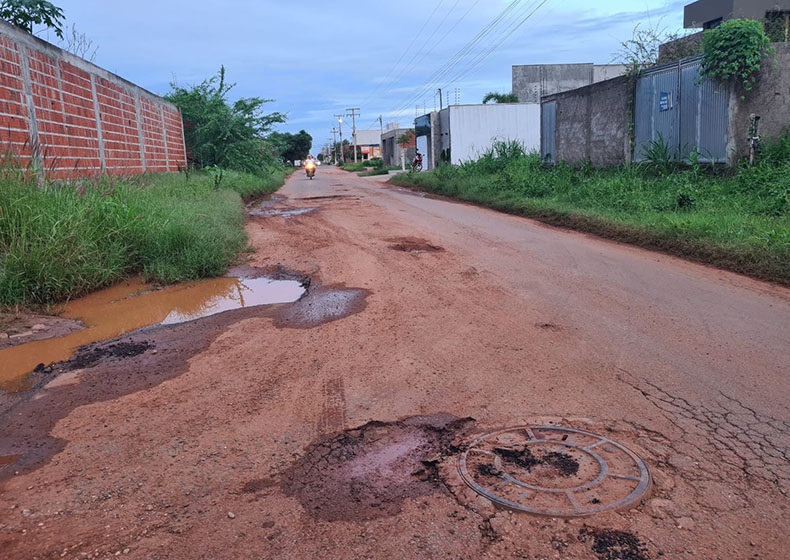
261,414,473,521
0,276,305,393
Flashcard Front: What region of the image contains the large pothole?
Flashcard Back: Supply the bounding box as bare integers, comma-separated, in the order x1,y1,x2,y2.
276,414,473,521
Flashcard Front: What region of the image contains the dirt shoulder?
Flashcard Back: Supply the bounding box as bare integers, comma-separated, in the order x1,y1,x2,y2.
1,167,788,559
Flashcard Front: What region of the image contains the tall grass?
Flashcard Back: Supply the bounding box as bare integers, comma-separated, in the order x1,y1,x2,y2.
0,168,286,307
392,138,790,285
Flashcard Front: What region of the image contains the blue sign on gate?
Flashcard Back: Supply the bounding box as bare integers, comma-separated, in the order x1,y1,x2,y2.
659,92,671,112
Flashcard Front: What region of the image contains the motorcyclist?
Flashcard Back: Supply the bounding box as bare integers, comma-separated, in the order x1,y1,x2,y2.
304,154,317,178
412,150,423,171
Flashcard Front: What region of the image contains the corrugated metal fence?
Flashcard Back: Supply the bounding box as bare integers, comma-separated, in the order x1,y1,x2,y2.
634,56,729,163
541,101,556,163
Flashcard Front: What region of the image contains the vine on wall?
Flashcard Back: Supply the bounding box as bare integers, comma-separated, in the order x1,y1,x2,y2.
700,19,775,92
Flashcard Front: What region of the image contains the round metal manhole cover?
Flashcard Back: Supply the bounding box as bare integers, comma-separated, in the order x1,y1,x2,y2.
457,426,651,517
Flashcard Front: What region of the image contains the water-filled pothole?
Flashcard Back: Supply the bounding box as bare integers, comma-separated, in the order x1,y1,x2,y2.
0,275,306,392
263,414,474,521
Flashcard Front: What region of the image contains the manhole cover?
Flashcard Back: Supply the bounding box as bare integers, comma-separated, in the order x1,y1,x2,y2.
457,426,651,517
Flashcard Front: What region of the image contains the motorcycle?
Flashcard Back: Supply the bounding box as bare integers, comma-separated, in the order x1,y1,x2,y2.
304,160,316,179
411,152,423,172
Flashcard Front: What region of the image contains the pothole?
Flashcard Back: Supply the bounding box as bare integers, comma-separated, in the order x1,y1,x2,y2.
273,285,369,329
457,426,651,517
249,206,318,218
276,414,473,521
0,272,308,393
387,237,444,254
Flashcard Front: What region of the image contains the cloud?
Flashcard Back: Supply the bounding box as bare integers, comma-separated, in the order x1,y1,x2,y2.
49,0,686,145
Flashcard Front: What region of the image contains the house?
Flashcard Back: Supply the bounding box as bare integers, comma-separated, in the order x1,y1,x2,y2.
381,125,414,169
684,0,790,35
351,130,382,160
512,63,627,103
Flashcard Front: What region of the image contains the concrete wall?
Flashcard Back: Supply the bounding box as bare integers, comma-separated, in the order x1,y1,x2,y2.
729,42,790,159
444,103,541,164
658,32,704,64
512,63,626,104
542,76,632,166
0,20,186,180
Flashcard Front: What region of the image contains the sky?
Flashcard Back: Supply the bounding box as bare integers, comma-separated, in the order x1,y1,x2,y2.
38,0,689,152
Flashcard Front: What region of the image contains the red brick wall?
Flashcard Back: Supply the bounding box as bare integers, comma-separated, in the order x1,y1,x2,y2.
0,21,185,180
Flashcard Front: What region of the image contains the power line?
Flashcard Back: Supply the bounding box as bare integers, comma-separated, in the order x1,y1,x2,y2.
446,0,551,86
359,0,484,113
391,0,525,117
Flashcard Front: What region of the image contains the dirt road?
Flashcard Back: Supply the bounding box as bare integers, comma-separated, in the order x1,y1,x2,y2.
1,166,789,559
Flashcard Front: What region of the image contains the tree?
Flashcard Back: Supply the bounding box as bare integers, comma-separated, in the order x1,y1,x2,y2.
0,0,64,38
612,23,696,74
165,66,286,173
58,23,98,62
482,91,519,104
397,129,415,148
267,130,313,165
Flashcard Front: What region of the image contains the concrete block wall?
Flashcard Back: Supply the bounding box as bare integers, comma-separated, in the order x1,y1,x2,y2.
730,43,790,159
0,20,185,180
542,75,632,167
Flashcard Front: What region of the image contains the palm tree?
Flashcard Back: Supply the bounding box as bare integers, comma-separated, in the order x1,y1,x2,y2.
482,92,520,104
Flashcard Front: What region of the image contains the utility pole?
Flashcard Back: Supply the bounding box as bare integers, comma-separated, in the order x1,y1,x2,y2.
331,127,338,165
346,108,359,163
334,114,344,164
437,88,443,110
378,115,384,160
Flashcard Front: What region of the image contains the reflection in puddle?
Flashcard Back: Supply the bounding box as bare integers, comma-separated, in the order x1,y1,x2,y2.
0,276,305,393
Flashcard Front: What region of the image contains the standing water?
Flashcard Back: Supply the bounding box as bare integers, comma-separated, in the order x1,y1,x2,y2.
0,276,305,392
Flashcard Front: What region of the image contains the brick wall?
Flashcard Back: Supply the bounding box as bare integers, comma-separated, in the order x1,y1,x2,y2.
0,20,185,180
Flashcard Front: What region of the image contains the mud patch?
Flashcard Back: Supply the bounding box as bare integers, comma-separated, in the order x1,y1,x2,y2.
280,414,474,521
0,303,277,481
65,340,154,371
579,527,650,560
273,285,369,329
387,237,444,254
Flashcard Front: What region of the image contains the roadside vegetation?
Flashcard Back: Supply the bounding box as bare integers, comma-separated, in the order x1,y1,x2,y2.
0,168,286,307
1,63,308,309
391,136,790,285
341,158,400,176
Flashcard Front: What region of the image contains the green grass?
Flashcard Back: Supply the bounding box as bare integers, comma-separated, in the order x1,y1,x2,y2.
0,167,287,307
391,138,790,285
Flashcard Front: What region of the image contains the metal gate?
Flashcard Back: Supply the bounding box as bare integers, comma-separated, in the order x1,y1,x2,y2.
633,56,729,163
541,101,556,163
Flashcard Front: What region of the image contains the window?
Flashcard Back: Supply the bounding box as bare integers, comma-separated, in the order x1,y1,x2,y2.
765,11,790,42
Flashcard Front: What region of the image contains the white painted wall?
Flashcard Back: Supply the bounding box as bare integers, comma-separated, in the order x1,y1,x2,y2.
446,103,541,164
